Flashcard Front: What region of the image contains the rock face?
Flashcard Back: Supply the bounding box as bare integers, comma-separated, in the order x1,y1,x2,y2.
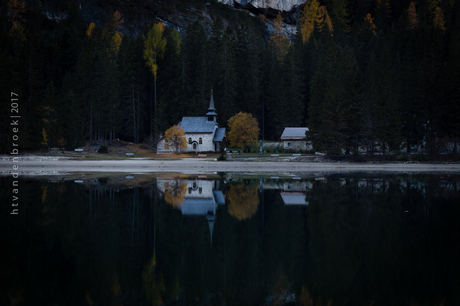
219,0,305,12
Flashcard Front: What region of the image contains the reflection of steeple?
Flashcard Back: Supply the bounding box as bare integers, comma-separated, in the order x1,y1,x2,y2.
157,178,225,243
207,214,215,243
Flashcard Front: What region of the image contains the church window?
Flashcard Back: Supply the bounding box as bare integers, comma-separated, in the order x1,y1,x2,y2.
199,138,202,144
189,138,192,144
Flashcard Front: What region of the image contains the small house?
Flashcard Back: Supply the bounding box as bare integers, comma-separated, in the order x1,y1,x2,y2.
280,127,312,150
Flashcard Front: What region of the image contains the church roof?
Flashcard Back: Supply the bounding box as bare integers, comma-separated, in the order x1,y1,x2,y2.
179,117,217,133
281,127,309,140
213,128,226,142
213,190,226,205
179,198,216,215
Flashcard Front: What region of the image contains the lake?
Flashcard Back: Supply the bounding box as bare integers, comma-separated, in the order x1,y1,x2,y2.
1,173,459,305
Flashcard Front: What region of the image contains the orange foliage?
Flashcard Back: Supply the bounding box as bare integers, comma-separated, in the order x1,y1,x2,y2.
227,112,259,150
164,125,187,153
164,180,186,208
227,184,259,221
7,0,26,35
270,12,289,60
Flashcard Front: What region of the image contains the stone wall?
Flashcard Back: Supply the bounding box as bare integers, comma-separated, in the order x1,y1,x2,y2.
157,178,215,199
283,140,312,150
157,132,217,153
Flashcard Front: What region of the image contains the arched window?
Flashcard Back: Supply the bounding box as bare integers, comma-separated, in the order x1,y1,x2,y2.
188,138,192,144
199,138,202,144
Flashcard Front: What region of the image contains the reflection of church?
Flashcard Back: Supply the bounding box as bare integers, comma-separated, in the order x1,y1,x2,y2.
157,179,226,240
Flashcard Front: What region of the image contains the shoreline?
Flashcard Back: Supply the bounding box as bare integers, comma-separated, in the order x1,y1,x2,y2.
1,157,460,174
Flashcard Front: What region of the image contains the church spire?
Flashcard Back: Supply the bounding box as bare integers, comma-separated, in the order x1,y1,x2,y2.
206,89,217,122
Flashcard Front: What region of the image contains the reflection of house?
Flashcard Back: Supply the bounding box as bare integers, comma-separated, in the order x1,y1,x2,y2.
261,181,312,191
280,127,311,150
157,92,226,153
280,193,308,205
262,180,312,206
157,179,225,240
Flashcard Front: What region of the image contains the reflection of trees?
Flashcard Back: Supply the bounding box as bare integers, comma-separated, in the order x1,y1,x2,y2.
227,184,259,221
2,176,458,305
164,180,186,208
142,253,165,306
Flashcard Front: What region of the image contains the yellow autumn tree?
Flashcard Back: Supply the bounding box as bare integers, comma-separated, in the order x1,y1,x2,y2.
112,10,124,32
432,6,446,31
86,22,96,37
164,125,187,153
112,32,122,54
407,2,418,29
299,0,333,43
227,184,259,221
363,13,377,35
164,180,187,208
270,12,290,60
7,0,26,36
142,252,165,306
227,112,259,152
144,22,167,138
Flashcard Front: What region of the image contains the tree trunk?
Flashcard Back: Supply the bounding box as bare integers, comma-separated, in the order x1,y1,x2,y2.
133,82,136,143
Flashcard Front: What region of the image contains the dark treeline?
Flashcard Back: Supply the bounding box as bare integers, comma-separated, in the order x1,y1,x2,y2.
1,0,459,155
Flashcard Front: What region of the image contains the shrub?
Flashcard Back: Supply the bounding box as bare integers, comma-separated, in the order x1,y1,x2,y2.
411,153,428,162
352,150,366,162
217,154,227,161
98,144,108,154
266,148,271,153
397,155,409,162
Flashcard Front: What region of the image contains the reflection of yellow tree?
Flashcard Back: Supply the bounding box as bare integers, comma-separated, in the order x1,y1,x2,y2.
227,184,259,221
142,252,165,306
164,180,186,208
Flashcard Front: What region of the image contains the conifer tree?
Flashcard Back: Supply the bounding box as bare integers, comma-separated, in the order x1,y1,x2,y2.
307,40,361,155
235,23,263,117
270,12,289,61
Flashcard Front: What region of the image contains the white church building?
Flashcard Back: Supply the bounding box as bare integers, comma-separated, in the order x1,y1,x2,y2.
157,92,226,153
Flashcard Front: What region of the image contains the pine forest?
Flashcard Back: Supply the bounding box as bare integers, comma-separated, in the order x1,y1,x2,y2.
1,0,459,158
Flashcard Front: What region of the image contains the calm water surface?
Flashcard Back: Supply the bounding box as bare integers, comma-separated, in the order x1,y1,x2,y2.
1,173,459,306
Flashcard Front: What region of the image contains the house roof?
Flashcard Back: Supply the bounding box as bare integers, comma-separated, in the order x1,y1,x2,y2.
213,128,226,142
281,127,309,140
179,117,217,133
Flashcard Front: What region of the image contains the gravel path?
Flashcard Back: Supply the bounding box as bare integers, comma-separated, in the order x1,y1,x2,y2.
1,157,460,174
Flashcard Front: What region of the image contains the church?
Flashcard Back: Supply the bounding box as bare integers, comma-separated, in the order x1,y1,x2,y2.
157,92,226,153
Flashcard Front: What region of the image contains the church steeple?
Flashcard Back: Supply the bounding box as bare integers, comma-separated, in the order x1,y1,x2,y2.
206,89,217,122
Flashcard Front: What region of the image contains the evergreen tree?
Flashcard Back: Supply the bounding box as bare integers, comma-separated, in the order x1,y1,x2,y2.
214,26,238,127
307,40,361,155
374,46,402,153
235,22,263,117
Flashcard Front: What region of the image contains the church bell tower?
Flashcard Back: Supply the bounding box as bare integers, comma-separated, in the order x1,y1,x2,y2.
206,90,217,122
